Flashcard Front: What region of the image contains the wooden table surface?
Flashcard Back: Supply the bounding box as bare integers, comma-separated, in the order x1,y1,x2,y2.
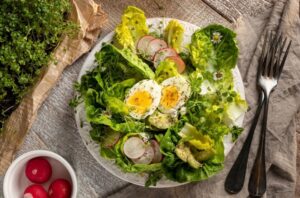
1,0,299,197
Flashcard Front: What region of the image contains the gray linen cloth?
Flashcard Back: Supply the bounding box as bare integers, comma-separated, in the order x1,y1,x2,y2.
107,0,300,197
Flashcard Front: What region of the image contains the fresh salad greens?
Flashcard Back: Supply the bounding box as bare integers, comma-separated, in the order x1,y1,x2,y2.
114,6,148,50
72,6,247,187
164,20,184,52
0,0,76,132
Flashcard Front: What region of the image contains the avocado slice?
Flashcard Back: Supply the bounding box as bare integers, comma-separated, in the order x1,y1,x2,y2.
175,143,202,169
148,111,177,130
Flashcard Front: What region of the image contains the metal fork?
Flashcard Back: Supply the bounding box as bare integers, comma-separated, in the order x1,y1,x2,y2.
224,31,291,196
248,32,291,197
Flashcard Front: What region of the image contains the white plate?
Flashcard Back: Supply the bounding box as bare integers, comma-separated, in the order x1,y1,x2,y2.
75,18,245,188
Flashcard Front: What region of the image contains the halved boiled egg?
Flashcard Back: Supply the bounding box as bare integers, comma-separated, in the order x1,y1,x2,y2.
125,80,161,119
159,76,191,114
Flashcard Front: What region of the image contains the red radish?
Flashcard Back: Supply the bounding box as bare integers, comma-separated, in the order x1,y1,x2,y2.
24,184,48,198
123,137,146,159
48,179,72,198
146,39,168,60
166,56,186,73
132,144,154,164
153,48,178,68
136,35,155,55
25,157,52,184
150,140,162,163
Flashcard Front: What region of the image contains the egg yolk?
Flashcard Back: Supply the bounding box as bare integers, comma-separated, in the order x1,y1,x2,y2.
160,85,180,109
127,90,153,115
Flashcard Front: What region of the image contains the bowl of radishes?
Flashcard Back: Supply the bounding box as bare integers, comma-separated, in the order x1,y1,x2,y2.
3,150,77,198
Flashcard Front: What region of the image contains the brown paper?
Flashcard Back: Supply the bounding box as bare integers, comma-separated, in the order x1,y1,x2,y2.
0,0,107,175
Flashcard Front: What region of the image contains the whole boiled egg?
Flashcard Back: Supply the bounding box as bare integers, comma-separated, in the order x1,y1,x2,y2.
125,80,161,119
158,76,191,114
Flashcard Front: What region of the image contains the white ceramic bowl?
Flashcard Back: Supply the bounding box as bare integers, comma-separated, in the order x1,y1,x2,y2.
3,150,77,198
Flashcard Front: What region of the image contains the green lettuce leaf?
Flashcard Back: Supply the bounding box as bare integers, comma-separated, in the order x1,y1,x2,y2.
115,22,135,49
178,123,214,150
96,44,155,80
114,6,148,49
189,24,238,71
200,24,238,70
103,94,129,115
231,126,243,142
160,122,225,182
164,20,184,52
100,147,117,159
113,133,162,173
106,78,136,100
189,30,215,70
87,114,145,133
155,59,179,83
145,170,163,187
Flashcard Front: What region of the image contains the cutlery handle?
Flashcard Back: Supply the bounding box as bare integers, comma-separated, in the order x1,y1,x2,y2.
248,94,269,197
225,92,265,194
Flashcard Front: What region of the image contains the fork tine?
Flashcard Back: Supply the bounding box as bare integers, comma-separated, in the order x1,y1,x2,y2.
268,33,283,77
262,31,274,76
264,31,278,76
257,31,270,79
274,37,287,78
277,40,292,79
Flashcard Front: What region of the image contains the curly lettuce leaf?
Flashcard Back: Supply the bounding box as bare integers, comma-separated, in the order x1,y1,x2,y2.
115,23,134,49
189,69,203,93
189,30,215,70
231,126,243,142
100,147,117,159
114,6,148,49
106,78,136,100
145,170,163,187
164,20,184,52
155,59,179,83
189,24,238,72
103,94,129,115
200,24,238,70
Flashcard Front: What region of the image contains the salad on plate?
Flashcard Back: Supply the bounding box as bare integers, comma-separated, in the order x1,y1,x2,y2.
72,6,247,187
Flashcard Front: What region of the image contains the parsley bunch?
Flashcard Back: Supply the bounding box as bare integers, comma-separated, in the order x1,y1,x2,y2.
0,0,76,131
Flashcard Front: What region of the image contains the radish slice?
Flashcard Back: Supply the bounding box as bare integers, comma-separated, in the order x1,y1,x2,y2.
150,140,162,163
146,39,168,60
136,35,155,55
153,48,178,68
123,137,146,159
132,144,154,165
166,56,186,73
